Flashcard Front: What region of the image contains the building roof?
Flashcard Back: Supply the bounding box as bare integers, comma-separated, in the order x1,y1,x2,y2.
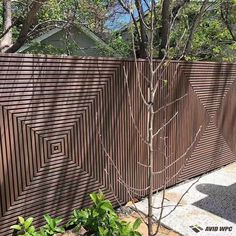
17,24,116,54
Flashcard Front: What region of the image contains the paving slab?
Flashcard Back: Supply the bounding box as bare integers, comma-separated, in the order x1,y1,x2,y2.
134,162,236,236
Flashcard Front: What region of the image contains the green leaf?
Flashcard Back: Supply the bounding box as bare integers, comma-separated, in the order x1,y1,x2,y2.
39,228,47,236
55,218,63,225
10,225,22,231
73,209,78,217
97,191,105,201
43,214,50,224
130,232,135,236
98,226,108,236
81,210,89,219
18,216,25,224
134,231,142,236
89,192,98,205
55,227,65,233
74,223,81,232
25,217,34,229
98,226,105,235
116,220,123,230
44,214,54,228
28,226,36,233
100,201,113,212
133,218,142,230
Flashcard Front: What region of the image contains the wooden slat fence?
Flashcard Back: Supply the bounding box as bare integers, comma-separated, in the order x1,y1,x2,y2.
0,54,236,235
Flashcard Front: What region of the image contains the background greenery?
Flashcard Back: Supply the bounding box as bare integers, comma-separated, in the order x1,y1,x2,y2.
1,0,236,61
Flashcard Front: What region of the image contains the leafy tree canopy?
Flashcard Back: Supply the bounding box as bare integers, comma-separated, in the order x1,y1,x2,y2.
1,0,236,61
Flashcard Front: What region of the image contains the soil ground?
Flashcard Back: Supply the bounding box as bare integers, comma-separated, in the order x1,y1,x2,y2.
121,211,180,236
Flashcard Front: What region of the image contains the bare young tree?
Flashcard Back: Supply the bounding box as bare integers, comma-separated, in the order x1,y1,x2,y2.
115,1,209,235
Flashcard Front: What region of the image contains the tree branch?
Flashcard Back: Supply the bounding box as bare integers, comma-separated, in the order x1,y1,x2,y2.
159,0,172,59
5,0,46,53
182,0,209,56
0,0,12,52
220,1,236,41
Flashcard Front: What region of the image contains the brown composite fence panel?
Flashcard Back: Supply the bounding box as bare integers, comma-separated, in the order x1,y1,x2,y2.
0,53,236,235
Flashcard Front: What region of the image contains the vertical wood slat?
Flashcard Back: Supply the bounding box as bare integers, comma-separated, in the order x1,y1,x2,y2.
0,54,236,235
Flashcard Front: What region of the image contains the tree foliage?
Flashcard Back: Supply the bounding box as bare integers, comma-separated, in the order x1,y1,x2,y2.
0,0,116,53
118,0,236,61
169,0,236,61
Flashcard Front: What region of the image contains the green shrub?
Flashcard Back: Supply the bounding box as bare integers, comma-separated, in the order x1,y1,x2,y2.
11,192,141,236
67,191,142,236
10,216,38,236
43,214,65,235
10,215,65,236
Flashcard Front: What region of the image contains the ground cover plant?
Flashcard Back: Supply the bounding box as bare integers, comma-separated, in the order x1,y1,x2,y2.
10,192,142,236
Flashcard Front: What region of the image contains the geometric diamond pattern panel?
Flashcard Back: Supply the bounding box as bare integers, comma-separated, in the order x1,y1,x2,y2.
178,119,236,182
0,54,125,235
177,62,236,181
1,55,236,235
188,65,236,117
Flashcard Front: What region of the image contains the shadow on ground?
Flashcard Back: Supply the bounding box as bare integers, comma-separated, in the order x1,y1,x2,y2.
193,183,236,223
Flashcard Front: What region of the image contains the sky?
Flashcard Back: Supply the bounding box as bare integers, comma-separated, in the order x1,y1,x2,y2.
105,0,150,30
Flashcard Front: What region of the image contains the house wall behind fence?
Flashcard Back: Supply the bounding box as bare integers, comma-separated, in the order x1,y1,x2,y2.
0,54,236,235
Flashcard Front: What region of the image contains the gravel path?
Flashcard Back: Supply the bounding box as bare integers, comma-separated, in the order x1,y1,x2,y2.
134,162,236,236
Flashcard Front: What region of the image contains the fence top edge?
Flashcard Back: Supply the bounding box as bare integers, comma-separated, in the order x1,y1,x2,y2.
0,52,236,66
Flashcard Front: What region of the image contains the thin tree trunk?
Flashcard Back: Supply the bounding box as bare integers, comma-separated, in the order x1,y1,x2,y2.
5,0,46,53
172,0,190,18
182,0,209,56
147,84,154,235
0,0,12,52
159,0,172,59
135,0,148,58
147,3,155,232
117,0,147,58
220,2,236,42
